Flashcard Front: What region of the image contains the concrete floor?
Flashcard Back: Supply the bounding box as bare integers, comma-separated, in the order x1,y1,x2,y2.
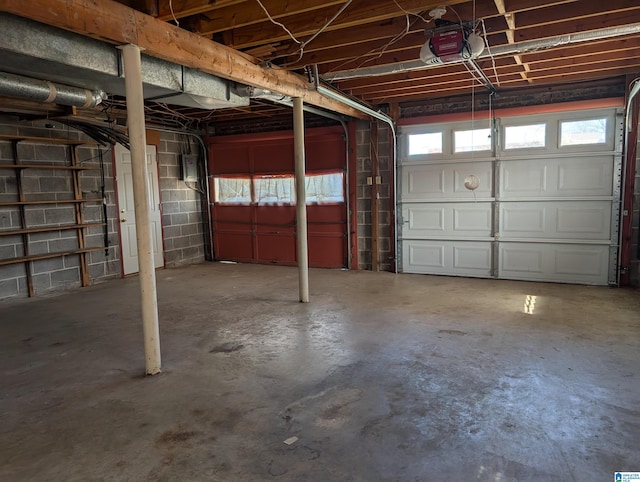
0,263,638,481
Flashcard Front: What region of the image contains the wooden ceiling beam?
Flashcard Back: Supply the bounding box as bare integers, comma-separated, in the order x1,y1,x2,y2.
0,0,367,119
520,66,640,84
362,75,525,102
527,58,640,80
197,0,348,35
283,16,507,69
336,58,517,91
514,0,640,30
223,0,468,49
515,10,640,43
523,42,640,66
318,31,511,75
156,0,245,21
348,66,524,97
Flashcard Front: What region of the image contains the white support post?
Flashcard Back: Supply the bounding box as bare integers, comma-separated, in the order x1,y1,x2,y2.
293,97,309,303
119,44,162,375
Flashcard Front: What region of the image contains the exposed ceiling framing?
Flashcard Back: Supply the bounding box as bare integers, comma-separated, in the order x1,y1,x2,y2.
1,0,640,126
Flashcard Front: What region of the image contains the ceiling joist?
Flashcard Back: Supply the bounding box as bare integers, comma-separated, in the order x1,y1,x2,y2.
0,0,367,119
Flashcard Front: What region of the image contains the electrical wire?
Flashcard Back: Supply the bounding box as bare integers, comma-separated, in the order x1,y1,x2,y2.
481,19,501,86
391,0,430,23
255,0,301,45
268,0,353,67
169,0,179,27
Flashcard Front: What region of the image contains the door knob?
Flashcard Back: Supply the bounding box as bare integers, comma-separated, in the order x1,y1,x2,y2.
121,217,127,222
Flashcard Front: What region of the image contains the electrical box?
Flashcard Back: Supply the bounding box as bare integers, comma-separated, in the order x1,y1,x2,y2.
180,154,199,182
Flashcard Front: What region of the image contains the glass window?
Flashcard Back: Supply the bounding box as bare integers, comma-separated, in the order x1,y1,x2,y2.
306,172,344,203
504,123,546,149
214,177,251,204
560,118,607,146
408,132,442,155
254,175,295,204
454,128,492,153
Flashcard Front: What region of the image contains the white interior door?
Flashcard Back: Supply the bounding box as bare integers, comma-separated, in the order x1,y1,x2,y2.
115,143,164,275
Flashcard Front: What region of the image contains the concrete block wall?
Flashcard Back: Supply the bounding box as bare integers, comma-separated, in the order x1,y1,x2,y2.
355,120,394,272
0,117,120,299
0,119,207,300
156,131,206,268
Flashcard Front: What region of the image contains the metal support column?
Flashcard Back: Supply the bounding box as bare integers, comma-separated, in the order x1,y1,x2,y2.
293,97,309,303
120,44,162,375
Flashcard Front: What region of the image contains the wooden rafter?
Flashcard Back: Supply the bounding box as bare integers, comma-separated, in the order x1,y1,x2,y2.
0,0,366,119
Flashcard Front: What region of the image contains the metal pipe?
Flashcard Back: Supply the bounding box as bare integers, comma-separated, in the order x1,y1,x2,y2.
293,97,310,302
323,23,640,82
317,84,399,273
119,44,162,376
0,71,106,107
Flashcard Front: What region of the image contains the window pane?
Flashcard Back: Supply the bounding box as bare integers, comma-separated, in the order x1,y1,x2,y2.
254,175,295,204
306,172,344,203
504,124,546,149
214,177,251,204
560,118,607,146
408,132,442,155
454,128,491,153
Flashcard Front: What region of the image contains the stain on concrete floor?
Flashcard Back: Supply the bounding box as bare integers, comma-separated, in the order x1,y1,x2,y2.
0,262,638,481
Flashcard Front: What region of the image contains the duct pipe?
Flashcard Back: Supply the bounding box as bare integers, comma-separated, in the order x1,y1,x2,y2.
316,84,398,273
323,23,640,82
293,97,310,302
0,71,106,107
119,44,162,376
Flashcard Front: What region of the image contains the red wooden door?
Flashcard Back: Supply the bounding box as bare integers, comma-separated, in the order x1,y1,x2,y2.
208,127,347,268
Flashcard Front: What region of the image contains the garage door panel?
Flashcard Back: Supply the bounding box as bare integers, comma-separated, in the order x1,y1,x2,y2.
256,233,296,264
454,205,492,234
402,162,492,200
502,163,547,194
403,203,492,237
216,232,253,262
557,158,612,193
403,240,492,276
501,156,613,199
500,201,610,240
454,245,492,270
499,242,609,284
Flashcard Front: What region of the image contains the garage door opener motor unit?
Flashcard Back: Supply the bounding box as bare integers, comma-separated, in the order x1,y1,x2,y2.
420,6,485,65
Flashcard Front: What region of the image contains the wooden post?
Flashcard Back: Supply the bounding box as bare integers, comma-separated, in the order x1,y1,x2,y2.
120,44,162,375
293,97,309,303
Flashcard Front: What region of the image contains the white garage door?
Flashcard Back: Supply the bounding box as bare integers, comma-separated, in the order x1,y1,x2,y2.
398,107,622,285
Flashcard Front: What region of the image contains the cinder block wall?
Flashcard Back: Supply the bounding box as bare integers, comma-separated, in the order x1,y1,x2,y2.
0,120,120,298
0,118,206,300
355,120,394,272
156,132,206,267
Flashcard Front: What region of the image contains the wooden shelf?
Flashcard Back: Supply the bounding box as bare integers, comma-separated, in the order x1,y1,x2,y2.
0,163,99,171
0,198,103,207
0,223,106,236
0,134,98,146
0,247,107,266
1,135,108,296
